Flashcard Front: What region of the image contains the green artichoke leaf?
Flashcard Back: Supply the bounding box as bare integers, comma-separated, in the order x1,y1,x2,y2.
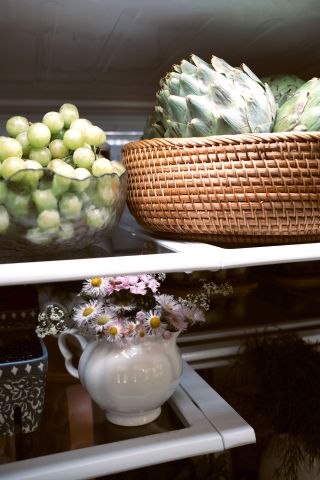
273,113,301,132
155,105,166,120
295,106,320,131
273,87,309,132
304,78,320,109
156,89,170,108
180,73,207,96
264,84,278,120
186,94,217,124
208,81,242,107
245,98,275,133
180,59,197,75
211,55,235,75
165,75,181,96
173,64,182,74
190,54,212,70
261,74,305,107
167,95,189,124
221,108,250,133
189,118,217,137
165,119,189,137
240,63,262,84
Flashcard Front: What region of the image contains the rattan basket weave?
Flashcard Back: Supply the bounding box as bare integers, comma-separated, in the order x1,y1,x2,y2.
122,132,320,245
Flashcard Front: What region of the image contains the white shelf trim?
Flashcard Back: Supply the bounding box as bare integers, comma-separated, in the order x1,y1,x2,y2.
0,227,319,286
0,362,254,480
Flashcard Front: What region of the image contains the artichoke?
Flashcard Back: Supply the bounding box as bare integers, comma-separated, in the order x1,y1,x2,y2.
143,54,277,139
261,74,305,107
273,77,320,132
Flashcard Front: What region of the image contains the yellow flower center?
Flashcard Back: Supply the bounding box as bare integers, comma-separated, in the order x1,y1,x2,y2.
109,326,118,336
83,306,94,317
98,315,110,325
139,330,145,337
150,316,161,329
91,277,102,287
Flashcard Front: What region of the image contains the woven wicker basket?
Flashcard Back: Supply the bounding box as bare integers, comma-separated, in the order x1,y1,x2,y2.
122,132,320,245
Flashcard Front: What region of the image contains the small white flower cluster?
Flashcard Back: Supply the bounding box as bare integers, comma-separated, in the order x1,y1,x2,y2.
178,281,233,311
36,305,66,338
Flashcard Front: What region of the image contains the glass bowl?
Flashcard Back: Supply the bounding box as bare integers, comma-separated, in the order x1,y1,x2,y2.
0,168,127,260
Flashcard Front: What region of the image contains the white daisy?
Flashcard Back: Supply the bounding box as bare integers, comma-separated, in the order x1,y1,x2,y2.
123,320,138,339
135,323,147,339
81,277,107,298
73,300,103,324
156,294,178,314
144,310,167,336
96,307,117,327
104,321,124,344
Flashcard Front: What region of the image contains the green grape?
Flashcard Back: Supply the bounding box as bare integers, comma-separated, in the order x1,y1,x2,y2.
37,209,60,231
0,137,23,161
24,160,43,190
32,188,58,212
42,111,64,134
0,181,8,203
51,165,74,197
59,193,82,220
49,139,69,159
29,147,52,167
78,191,93,207
110,160,126,176
51,128,66,140
6,116,29,137
92,157,113,176
48,158,65,170
59,104,79,128
85,206,111,229
24,159,43,171
16,131,31,157
27,123,51,148
25,227,52,245
0,205,10,233
1,157,25,181
63,129,84,150
73,147,95,169
70,118,92,133
72,167,91,192
52,176,70,197
84,125,106,147
6,190,31,218
97,175,114,206
52,163,75,178
57,223,74,241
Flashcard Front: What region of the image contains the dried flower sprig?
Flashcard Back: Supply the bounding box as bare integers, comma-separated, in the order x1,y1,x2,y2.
37,273,232,345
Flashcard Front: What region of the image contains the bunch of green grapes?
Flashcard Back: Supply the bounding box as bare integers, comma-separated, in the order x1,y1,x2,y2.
0,104,126,245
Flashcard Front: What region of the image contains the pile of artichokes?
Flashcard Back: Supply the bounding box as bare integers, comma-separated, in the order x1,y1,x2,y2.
143,53,317,139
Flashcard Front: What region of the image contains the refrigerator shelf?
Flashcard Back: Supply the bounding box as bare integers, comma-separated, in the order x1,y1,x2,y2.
0,218,319,287
0,361,255,480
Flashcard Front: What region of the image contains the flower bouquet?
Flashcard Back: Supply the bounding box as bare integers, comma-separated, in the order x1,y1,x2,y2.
37,273,231,426
37,273,232,343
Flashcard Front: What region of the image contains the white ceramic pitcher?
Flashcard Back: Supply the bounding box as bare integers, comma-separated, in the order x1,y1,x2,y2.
58,329,182,426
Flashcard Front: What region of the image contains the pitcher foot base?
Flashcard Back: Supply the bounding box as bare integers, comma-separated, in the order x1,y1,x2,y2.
106,407,161,426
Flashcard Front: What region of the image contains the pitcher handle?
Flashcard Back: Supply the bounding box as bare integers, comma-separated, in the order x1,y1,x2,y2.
58,328,88,379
